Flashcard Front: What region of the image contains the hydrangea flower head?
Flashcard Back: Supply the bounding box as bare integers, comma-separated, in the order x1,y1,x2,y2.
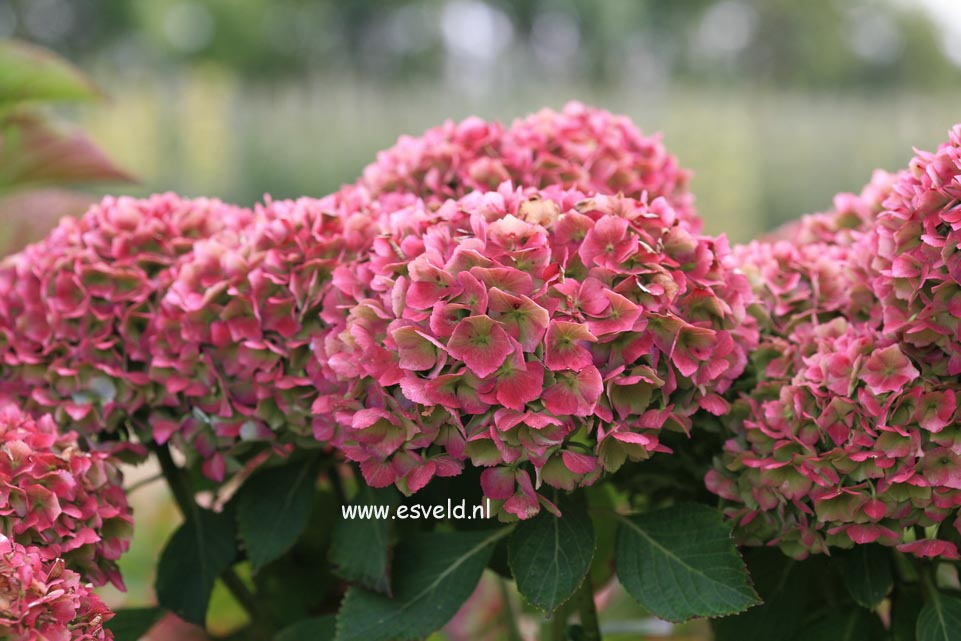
0,535,114,640
710,157,961,560
707,319,961,560
0,405,131,588
146,187,416,480
0,193,253,443
362,102,696,228
870,125,961,375
320,185,755,518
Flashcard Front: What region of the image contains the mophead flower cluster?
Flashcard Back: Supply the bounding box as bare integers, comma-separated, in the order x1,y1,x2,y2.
871,125,961,375
0,405,132,588
0,535,114,640
709,129,961,560
318,185,754,517
363,101,696,228
0,192,253,440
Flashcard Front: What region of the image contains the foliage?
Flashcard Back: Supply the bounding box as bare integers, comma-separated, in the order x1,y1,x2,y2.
0,39,132,256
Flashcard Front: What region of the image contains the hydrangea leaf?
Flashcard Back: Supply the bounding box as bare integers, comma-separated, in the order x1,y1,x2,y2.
917,594,961,641
0,40,100,107
0,114,134,191
275,616,336,641
335,528,509,641
155,508,238,626
508,499,595,615
796,610,886,641
616,503,759,622
330,486,401,594
236,457,319,571
104,607,165,641
837,544,893,609
712,549,817,641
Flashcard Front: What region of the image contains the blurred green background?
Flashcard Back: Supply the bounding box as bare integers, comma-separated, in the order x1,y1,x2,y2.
2,0,960,637
4,0,961,243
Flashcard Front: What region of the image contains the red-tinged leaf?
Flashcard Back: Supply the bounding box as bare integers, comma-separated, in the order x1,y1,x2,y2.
0,114,135,190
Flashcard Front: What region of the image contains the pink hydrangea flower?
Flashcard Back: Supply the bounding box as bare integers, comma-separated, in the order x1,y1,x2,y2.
0,193,253,446
708,314,961,560
320,185,755,518
0,405,132,588
146,188,413,480
362,102,697,229
710,156,961,560
869,125,961,376
0,535,114,640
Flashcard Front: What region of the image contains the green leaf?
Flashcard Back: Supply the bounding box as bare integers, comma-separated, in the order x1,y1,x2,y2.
275,616,337,641
837,544,892,609
155,508,238,626
330,485,401,593
237,457,319,570
508,499,594,615
615,503,759,622
712,549,817,641
0,40,100,107
0,114,134,191
336,528,509,641
105,607,165,641
797,609,885,641
917,594,961,641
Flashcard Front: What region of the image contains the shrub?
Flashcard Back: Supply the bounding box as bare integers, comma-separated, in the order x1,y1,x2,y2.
4,105,961,641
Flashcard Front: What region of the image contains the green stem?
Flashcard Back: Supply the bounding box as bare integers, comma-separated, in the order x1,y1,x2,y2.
152,443,269,630
498,577,523,641
153,443,196,519
124,471,163,494
541,599,572,641
575,574,601,641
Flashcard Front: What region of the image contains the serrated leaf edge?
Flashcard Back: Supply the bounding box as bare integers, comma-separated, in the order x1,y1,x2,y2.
615,506,761,622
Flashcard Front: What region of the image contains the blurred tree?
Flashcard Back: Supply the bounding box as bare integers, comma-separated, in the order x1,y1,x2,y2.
0,0,957,90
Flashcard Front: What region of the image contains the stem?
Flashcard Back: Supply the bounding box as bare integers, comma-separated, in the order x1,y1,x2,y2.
152,443,269,630
153,443,196,518
124,471,163,494
575,574,601,641
497,576,523,641
541,599,572,641
541,611,567,641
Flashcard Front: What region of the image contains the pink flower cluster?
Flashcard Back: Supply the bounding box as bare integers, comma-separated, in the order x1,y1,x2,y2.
709,131,961,560
708,318,961,559
0,405,131,588
145,189,416,480
0,535,113,640
0,105,702,490
318,185,755,518
362,102,696,229
0,193,253,441
870,125,961,375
